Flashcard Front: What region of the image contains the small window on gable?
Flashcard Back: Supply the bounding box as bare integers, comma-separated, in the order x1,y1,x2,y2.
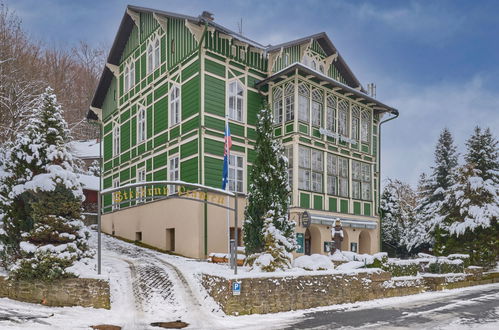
147,43,153,74
284,53,289,66
240,49,246,61
147,36,161,74
154,38,160,69
171,39,175,54
231,45,237,57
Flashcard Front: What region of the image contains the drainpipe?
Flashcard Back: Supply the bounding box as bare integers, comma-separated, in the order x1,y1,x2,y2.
378,109,399,252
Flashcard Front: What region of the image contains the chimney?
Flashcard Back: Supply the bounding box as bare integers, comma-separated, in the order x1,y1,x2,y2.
201,11,214,21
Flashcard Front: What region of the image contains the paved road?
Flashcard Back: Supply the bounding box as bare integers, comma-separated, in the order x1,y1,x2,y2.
287,284,499,329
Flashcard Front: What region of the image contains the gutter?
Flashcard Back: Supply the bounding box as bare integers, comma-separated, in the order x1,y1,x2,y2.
378,110,399,251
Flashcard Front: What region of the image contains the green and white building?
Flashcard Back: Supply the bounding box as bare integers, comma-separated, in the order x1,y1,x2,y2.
89,5,399,259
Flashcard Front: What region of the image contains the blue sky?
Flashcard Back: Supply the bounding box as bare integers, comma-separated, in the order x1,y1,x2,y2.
7,0,499,187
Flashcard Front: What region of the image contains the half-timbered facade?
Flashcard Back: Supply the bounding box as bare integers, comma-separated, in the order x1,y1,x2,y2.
89,5,399,259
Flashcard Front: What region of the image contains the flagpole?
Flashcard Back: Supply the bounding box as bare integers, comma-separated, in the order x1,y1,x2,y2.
225,115,231,256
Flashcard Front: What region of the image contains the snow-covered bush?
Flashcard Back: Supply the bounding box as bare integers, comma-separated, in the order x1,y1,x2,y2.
247,212,294,272
0,88,92,280
330,250,349,262
294,254,333,271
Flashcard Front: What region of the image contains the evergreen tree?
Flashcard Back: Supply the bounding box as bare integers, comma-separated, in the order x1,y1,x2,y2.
435,127,499,267
406,173,434,253
243,107,295,260
87,159,101,177
380,180,403,253
422,128,459,250
0,88,91,279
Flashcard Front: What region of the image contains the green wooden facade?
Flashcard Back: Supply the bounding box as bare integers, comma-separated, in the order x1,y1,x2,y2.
91,6,398,221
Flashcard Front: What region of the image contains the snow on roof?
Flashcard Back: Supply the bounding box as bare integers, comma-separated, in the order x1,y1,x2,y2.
70,139,100,159
79,173,99,191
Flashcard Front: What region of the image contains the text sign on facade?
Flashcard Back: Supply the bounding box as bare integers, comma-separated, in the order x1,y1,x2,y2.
232,281,241,296
301,211,311,228
296,233,304,253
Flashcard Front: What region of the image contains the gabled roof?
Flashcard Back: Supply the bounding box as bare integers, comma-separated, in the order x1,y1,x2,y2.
267,32,364,92
256,62,399,116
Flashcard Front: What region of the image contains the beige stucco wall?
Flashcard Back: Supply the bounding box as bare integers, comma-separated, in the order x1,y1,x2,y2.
102,193,245,259
102,197,380,259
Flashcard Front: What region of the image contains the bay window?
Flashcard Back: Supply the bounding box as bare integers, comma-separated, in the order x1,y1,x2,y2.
352,105,360,143
361,109,371,143
298,146,322,192
298,146,311,190
352,160,371,200
273,87,283,124
284,83,294,121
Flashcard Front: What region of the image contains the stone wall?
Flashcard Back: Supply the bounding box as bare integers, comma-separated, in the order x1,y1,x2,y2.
0,276,110,309
202,268,499,315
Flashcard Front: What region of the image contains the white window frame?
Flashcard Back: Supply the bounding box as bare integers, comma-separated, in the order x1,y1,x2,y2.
228,154,244,193
147,35,161,74
361,109,371,144
168,155,180,194
298,146,322,193
352,161,371,200
112,178,120,211
326,95,337,132
284,145,293,189
338,157,349,197
113,124,120,157
351,105,360,144
273,87,283,124
137,107,146,143
169,85,181,127
136,167,146,203
311,89,323,128
124,65,130,92
227,79,244,122
298,83,310,123
284,83,295,122
338,99,349,138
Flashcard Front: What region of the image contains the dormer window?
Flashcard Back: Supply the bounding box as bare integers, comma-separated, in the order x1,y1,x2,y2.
147,36,161,74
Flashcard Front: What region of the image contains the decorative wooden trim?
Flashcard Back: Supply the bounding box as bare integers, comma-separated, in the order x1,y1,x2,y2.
153,13,168,33
90,106,102,121
218,33,233,41
126,8,140,28
185,20,204,43
106,63,119,78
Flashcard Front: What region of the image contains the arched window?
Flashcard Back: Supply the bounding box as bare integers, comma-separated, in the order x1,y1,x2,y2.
311,89,323,127
319,64,325,73
311,60,317,70
298,83,310,123
169,85,181,126
338,99,349,138
351,105,360,143
284,83,294,121
361,109,371,143
147,43,153,73
326,95,336,132
228,80,244,121
129,62,135,90
124,65,130,92
272,87,283,124
154,38,160,69
137,107,146,143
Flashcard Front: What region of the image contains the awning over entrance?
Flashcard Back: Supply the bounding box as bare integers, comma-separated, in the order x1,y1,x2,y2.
309,213,377,229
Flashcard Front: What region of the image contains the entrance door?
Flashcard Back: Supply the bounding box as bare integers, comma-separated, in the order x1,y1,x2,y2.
166,228,175,251
304,228,311,256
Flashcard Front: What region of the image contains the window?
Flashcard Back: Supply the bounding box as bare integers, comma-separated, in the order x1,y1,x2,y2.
327,154,338,195
284,145,293,189
298,146,322,192
298,146,310,191
361,110,371,143
169,85,180,126
311,89,323,127
136,167,146,203
311,149,323,192
273,87,283,124
137,107,146,143
228,80,244,122
113,124,120,156
231,45,237,57
352,161,371,200
147,36,161,74
284,53,289,66
298,83,309,123
171,39,175,54
240,49,246,61
124,65,130,92
338,99,349,138
168,156,179,194
311,60,317,70
228,154,244,193
326,95,336,132
284,83,294,122
338,157,349,197
112,178,120,211
319,64,325,73
351,105,360,143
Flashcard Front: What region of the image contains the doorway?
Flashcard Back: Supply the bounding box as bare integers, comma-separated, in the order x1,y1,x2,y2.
304,228,311,256
166,228,175,251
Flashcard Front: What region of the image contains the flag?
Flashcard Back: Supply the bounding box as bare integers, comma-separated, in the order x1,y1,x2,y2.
222,121,232,190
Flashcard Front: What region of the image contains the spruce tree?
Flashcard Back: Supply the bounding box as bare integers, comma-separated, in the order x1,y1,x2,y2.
243,107,295,260
407,173,434,253
424,128,459,251
436,127,499,267
380,180,403,253
0,88,90,279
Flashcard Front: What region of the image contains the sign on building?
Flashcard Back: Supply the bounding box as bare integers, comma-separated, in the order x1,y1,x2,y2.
301,211,311,228
296,233,304,253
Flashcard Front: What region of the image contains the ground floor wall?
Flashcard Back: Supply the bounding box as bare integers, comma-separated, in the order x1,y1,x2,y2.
102,193,245,259
102,196,380,259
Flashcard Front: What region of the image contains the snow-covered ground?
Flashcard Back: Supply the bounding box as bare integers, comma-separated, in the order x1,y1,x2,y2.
0,230,498,329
